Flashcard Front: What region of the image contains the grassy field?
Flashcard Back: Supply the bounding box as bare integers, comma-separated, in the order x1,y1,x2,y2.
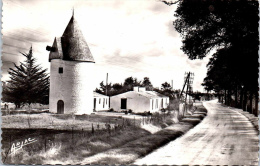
2,104,206,165
2,126,150,165
2,109,181,131
79,106,207,165
2,113,140,130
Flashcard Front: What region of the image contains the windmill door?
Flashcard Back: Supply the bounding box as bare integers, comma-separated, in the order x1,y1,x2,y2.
57,100,64,114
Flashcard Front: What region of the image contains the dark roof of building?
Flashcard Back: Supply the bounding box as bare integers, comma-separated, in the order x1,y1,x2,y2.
49,14,95,62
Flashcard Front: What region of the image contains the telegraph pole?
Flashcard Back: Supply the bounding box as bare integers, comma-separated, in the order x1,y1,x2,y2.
106,73,110,108
106,73,108,96
180,72,194,116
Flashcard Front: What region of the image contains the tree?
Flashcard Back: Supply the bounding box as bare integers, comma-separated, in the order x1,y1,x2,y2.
123,76,141,90
161,82,171,91
123,77,134,88
2,81,17,105
100,81,112,94
95,76,143,96
95,81,112,96
202,48,235,105
174,0,258,59
6,47,49,109
174,0,258,115
142,77,153,90
112,83,123,92
142,77,151,86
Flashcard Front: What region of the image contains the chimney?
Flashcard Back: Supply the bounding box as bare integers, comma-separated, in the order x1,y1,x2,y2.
134,86,139,92
139,87,146,92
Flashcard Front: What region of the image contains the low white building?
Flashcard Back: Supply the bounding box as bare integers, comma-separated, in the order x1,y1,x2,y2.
110,87,169,113
93,92,109,111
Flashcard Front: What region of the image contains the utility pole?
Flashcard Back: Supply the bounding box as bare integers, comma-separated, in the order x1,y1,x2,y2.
171,80,173,90
180,72,190,98
106,73,110,108
180,72,194,116
106,73,108,96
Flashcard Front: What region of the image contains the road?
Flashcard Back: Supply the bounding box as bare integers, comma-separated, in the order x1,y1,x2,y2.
134,100,259,165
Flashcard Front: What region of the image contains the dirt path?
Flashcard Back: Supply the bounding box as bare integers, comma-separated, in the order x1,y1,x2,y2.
134,100,259,165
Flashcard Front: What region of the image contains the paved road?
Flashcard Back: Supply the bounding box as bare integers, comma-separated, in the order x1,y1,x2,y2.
134,100,259,165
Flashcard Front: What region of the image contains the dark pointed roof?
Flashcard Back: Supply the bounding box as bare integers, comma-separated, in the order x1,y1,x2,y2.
48,14,95,62
61,15,95,62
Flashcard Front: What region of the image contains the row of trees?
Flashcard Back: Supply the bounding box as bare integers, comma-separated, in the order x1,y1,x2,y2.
2,47,49,109
95,76,153,96
95,77,153,96
173,0,258,115
95,77,180,100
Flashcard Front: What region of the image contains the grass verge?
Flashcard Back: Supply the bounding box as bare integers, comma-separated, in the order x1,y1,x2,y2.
79,106,207,165
3,126,150,165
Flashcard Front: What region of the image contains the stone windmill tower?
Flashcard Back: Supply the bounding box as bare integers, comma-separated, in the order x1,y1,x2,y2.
47,12,95,115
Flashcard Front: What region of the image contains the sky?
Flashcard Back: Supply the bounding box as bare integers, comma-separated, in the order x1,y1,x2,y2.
2,0,211,92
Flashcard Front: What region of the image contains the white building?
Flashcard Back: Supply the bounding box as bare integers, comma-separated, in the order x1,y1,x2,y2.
110,87,169,113
93,92,109,111
47,13,95,114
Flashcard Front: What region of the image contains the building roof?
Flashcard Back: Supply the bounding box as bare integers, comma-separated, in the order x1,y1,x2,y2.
113,91,169,99
93,92,109,98
137,91,169,99
49,14,95,62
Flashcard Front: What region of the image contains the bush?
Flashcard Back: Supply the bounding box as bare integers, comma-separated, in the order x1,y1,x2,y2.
132,111,151,116
128,109,133,114
108,108,114,112
167,99,180,111
160,108,166,112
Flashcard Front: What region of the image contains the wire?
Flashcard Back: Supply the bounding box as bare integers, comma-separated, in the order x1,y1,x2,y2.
4,34,48,44
3,43,29,51
2,52,20,56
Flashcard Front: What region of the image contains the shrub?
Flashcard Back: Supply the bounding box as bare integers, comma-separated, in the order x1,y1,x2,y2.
108,108,114,112
128,109,133,114
167,99,180,111
160,108,166,112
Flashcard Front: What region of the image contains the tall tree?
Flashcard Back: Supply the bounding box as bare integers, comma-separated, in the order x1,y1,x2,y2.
6,47,49,108
161,82,171,91
174,0,258,59
142,77,153,90
142,77,152,87
97,81,112,95
173,0,258,115
112,83,123,92
123,76,141,90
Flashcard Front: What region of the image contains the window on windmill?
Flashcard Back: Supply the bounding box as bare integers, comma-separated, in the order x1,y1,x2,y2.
59,67,63,74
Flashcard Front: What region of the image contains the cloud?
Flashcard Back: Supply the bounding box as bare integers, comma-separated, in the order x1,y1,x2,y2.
185,59,204,69
166,20,179,38
149,1,171,13
101,49,144,70
2,0,210,92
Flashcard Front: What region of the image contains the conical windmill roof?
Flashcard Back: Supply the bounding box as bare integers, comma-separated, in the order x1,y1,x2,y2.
61,15,95,62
